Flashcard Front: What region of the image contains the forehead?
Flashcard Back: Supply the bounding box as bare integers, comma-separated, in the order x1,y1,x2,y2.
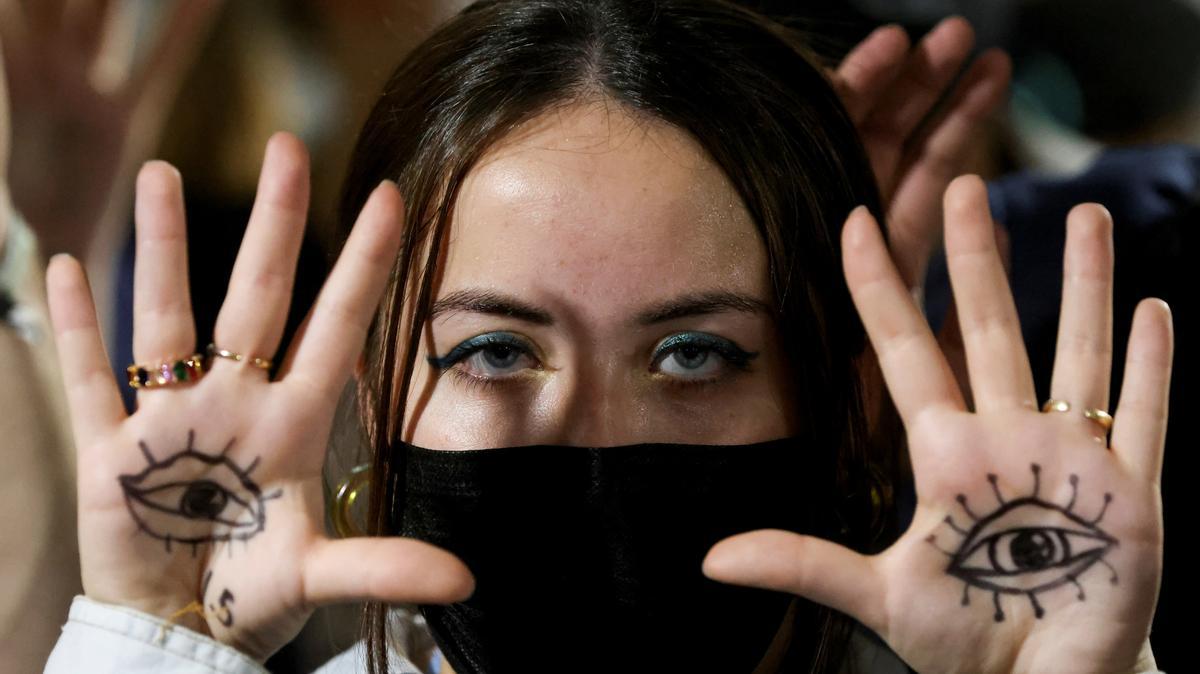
441,101,769,322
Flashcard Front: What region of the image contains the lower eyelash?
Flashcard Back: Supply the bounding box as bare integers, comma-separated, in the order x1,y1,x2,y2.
445,366,505,392
660,375,723,392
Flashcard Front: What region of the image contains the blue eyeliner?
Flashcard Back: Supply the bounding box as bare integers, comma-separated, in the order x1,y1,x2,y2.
426,332,532,370
651,331,759,369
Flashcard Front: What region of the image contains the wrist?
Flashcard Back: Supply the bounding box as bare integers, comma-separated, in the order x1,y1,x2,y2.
83,589,213,639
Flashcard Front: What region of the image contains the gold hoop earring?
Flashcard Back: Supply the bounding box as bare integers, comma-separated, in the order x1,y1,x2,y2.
331,463,372,538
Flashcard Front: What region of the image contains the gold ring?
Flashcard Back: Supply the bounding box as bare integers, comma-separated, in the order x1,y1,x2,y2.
206,343,272,371
1083,408,1114,431
1041,399,1113,433
331,463,371,538
126,352,208,389
1041,399,1071,413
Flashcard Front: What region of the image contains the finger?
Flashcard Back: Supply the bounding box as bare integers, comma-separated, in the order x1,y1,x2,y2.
212,132,310,366
0,0,30,74
18,0,63,35
932,219,1011,411
45,254,126,443
122,0,223,106
63,0,114,64
834,24,910,124
133,161,196,364
1110,299,1173,484
703,529,886,635
860,16,975,148
935,299,972,409
885,49,1011,290
278,180,403,404
995,219,1011,275
1047,204,1114,435
304,537,475,607
843,205,965,427
943,175,1036,411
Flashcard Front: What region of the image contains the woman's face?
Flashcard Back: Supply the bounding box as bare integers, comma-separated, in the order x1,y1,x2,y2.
402,100,800,449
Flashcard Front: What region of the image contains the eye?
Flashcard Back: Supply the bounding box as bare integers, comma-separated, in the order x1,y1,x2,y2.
926,464,1118,622
118,430,282,555
426,332,539,386
651,332,758,384
425,331,759,391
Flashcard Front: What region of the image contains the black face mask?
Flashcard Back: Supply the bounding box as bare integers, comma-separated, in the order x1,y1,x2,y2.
393,435,841,674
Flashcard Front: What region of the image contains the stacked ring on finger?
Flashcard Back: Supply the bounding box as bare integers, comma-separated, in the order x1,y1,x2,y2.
1041,398,1114,432
206,343,273,371
126,352,209,389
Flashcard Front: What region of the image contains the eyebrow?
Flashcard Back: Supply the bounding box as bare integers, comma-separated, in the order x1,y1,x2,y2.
428,287,775,327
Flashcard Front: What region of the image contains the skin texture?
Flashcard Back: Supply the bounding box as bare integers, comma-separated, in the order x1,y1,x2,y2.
402,101,799,450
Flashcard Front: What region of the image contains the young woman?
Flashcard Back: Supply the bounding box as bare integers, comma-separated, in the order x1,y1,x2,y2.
40,1,1169,672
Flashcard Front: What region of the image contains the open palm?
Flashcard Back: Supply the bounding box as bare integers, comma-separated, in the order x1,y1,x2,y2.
704,176,1170,674
45,133,473,662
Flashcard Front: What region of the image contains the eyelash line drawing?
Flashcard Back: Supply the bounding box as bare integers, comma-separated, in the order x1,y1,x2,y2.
118,429,283,556
924,463,1119,622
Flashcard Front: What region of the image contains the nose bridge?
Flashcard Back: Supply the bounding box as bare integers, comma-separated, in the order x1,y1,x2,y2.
552,351,633,448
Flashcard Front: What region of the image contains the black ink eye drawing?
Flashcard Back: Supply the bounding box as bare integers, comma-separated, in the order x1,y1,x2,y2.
925,463,1118,622
118,429,282,555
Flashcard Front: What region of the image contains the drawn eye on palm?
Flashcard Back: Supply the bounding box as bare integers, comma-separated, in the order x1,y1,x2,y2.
118,429,283,555
926,463,1118,622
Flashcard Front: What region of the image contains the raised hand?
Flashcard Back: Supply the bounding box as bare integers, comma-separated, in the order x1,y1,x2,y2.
45,133,473,661
832,17,1011,292
0,0,222,261
703,175,1169,674
833,18,1012,418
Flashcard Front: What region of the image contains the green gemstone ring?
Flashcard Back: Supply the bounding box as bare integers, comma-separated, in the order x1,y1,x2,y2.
126,352,209,389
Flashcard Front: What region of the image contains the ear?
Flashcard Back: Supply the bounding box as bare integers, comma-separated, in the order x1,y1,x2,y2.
354,353,367,379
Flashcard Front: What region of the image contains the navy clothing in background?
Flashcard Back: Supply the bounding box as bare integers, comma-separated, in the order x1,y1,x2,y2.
925,144,1197,376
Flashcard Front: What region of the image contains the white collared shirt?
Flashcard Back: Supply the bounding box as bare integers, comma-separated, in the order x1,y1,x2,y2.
43,594,954,674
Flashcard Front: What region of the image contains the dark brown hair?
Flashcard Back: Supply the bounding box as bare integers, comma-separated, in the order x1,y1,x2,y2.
336,1,900,672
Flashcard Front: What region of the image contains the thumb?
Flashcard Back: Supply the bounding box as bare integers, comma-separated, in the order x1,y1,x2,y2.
303,537,475,608
702,529,885,634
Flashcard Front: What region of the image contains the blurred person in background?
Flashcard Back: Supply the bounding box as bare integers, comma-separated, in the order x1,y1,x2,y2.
0,1,220,671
